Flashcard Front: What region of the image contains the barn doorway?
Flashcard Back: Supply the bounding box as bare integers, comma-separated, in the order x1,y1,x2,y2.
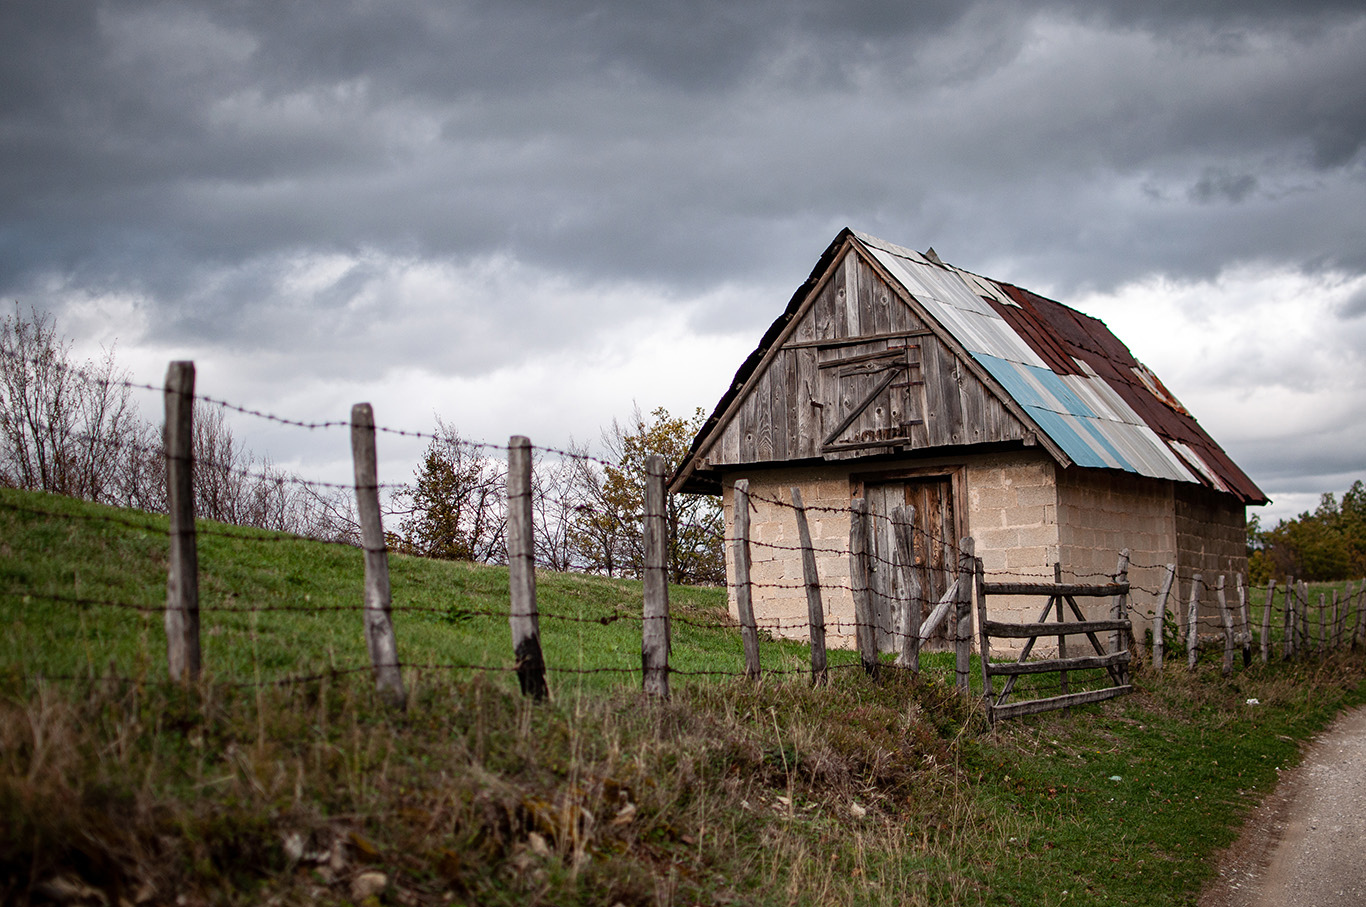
859,474,958,652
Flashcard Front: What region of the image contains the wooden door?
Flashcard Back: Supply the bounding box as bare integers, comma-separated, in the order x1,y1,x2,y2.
864,477,956,651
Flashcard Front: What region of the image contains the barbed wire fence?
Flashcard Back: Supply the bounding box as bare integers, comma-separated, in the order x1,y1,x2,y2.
2,356,1363,715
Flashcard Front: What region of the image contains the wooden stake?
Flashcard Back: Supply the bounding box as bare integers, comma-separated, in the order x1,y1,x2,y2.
1237,574,1251,667
791,487,827,685
1217,575,1234,677
1261,579,1275,664
733,479,761,679
352,404,405,709
1056,562,1069,697
506,435,547,700
1283,577,1296,660
1153,564,1176,672
1111,549,1131,684
891,504,921,672
849,497,878,677
956,537,976,695
164,361,200,684
1187,574,1202,671
642,455,670,698
974,556,993,718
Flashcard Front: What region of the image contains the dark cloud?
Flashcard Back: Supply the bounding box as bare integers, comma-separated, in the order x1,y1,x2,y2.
2,0,1366,342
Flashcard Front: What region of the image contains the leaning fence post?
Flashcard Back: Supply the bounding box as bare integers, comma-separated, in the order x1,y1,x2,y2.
1217,575,1234,677
955,537,976,695
1111,549,1131,679
849,497,878,677
891,504,921,672
507,436,547,700
642,455,670,698
164,361,200,683
732,479,761,679
352,404,405,709
1261,579,1275,664
791,487,827,685
1186,574,1202,670
1153,563,1176,672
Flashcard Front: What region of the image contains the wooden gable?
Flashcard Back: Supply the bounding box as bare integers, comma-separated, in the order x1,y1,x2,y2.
695,242,1032,470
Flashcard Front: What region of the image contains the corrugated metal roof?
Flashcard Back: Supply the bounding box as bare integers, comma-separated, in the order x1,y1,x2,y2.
671,228,1268,504
856,232,1264,502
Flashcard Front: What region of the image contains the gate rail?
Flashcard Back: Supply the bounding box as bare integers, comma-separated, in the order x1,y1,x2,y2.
973,552,1133,723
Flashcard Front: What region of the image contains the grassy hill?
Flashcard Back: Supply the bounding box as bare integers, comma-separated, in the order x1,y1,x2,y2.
2,487,1366,906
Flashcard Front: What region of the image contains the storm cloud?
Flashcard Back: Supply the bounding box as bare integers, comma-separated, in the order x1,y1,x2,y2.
1,0,1363,519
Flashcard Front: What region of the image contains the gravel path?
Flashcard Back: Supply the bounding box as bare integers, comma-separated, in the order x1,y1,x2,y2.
1201,706,1366,907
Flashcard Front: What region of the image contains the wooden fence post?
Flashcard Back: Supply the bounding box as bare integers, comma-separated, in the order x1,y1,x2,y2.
352,404,405,709
849,497,878,678
1217,575,1234,677
1298,581,1310,657
1153,564,1176,672
1318,593,1327,656
891,505,921,672
1056,562,1069,697
1261,579,1275,664
955,537,976,695
732,479,761,679
1353,583,1364,650
1186,574,1202,671
791,487,827,685
1333,591,1344,650
1284,577,1296,660
1111,549,1131,680
642,455,670,698
164,361,200,683
1237,574,1251,667
507,436,547,701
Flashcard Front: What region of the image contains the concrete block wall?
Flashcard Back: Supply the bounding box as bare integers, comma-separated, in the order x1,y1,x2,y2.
722,465,859,646
1175,484,1250,634
1056,469,1178,635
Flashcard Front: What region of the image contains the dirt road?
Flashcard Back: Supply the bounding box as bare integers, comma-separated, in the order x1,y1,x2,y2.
1201,706,1366,907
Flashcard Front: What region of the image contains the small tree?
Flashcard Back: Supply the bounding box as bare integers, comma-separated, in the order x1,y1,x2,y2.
395,421,507,562
571,406,724,584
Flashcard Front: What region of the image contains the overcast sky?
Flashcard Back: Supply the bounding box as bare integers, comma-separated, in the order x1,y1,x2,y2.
3,0,1365,524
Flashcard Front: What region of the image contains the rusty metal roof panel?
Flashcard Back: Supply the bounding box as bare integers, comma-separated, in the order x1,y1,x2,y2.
852,232,1265,502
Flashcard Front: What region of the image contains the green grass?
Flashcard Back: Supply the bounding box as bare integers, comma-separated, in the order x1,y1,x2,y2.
3,487,1366,906
0,486,859,691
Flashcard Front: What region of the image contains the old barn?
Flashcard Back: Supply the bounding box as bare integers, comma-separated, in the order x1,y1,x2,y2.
670,229,1267,648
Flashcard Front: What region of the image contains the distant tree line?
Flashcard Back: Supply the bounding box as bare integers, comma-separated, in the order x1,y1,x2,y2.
1249,482,1366,584
0,305,725,584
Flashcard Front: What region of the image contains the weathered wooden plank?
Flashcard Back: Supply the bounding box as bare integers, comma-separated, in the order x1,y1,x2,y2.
991,686,1133,722
1218,575,1234,677
353,404,406,709
919,335,951,446
506,435,545,702
1187,574,1203,670
955,537,975,695
781,349,798,460
1261,578,1275,663
164,361,200,684
755,366,774,461
892,504,921,671
985,650,1131,677
981,582,1130,597
1153,564,1176,672
983,618,1131,639
843,253,860,338
792,487,827,685
849,497,878,676
732,479,760,679
784,329,934,350
642,455,670,699
795,347,818,459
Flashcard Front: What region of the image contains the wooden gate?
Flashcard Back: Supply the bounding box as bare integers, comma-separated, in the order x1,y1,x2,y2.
972,556,1133,723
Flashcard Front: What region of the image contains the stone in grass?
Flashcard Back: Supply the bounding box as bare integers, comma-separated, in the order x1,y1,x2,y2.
351,870,388,902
